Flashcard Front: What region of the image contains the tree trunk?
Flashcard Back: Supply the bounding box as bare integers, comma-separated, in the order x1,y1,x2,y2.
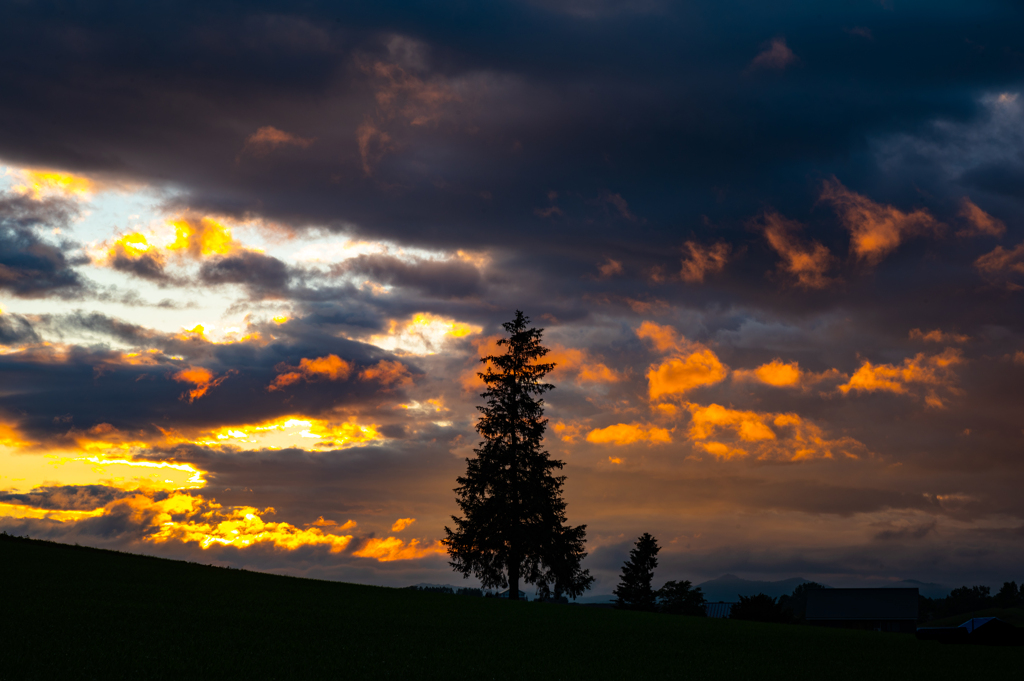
508,372,521,601
508,546,520,600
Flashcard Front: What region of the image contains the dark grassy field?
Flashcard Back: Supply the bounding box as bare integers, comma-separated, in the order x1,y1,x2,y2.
2,535,1019,680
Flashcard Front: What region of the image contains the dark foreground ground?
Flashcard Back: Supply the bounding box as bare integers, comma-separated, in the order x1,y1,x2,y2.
2,535,1019,680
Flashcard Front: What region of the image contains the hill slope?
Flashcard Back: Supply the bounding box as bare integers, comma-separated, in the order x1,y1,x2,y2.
1,534,1018,680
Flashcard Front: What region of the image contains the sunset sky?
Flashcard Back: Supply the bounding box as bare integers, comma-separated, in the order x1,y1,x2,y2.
1,0,1022,594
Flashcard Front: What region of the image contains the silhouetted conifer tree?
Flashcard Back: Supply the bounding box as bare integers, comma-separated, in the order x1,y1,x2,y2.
614,533,660,611
443,311,593,601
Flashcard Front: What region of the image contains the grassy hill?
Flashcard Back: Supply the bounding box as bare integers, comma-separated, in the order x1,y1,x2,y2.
2,534,1019,680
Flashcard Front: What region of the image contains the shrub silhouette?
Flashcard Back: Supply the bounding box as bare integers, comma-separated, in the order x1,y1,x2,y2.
729,593,793,623
657,580,707,616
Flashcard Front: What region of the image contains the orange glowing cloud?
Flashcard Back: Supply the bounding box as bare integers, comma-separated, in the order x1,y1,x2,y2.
597,258,624,278
166,217,238,257
909,328,970,344
734,359,802,387
975,242,1024,286
173,366,231,403
646,349,728,400
685,403,865,462
547,346,622,384
838,349,963,406
758,210,836,289
552,420,586,443
0,421,36,449
369,313,481,356
637,322,728,400
242,126,315,156
0,502,106,522
353,537,446,561
107,232,160,261
680,240,730,283
270,355,352,391
586,423,672,446
957,198,1006,237
695,441,748,460
48,423,200,476
732,360,841,389
636,321,683,354
95,216,257,277
687,403,776,442
820,177,941,266
460,334,508,391
78,454,206,489
391,518,416,532
310,517,358,530
359,360,414,388
10,168,95,199
0,490,358,554
196,416,381,451
141,496,355,552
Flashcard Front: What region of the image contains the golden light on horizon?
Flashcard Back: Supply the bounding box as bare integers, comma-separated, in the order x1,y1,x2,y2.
10,168,94,199
195,416,381,450
368,313,481,355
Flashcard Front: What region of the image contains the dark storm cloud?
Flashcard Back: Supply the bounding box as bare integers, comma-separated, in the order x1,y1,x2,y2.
332,254,485,299
0,192,84,297
147,438,464,522
0,485,136,510
650,535,1024,590
53,310,162,346
1,1,1020,255
199,250,292,295
110,252,173,283
0,1,1019,343
0,314,423,443
0,311,39,345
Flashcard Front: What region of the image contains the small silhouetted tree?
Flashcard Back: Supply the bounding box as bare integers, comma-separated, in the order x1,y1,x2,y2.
657,580,707,616
729,593,793,623
614,533,660,611
994,581,1020,609
778,581,825,622
444,311,593,601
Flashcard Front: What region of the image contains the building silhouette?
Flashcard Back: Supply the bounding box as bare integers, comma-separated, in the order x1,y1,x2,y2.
805,588,918,633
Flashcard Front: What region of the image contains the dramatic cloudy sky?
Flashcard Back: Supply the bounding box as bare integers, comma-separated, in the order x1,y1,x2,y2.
2,0,1023,594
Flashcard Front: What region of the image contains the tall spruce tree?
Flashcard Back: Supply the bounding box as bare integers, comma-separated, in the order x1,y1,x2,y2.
614,533,660,611
443,311,593,601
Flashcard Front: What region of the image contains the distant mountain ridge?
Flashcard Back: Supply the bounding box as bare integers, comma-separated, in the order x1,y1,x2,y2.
698,574,816,602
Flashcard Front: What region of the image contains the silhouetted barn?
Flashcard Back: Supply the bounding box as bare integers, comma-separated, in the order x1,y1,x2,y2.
917,617,1022,646
805,588,918,633
705,602,735,618
495,589,528,601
